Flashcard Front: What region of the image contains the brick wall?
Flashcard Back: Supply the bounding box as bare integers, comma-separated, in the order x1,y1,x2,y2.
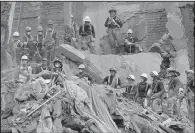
180,4,194,69
138,9,168,51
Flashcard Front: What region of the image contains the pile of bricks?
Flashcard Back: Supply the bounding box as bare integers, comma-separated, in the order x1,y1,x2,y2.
180,4,194,69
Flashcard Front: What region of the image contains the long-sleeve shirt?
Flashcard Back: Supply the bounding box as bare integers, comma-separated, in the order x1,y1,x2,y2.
79,24,95,38
104,16,123,29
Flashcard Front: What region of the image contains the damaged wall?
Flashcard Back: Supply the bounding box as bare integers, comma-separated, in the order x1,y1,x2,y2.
179,4,194,70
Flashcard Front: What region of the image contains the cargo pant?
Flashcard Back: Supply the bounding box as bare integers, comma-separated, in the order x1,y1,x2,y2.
80,35,96,54
107,28,123,54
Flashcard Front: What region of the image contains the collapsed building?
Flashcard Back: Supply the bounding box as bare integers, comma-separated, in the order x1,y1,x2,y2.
1,1,194,133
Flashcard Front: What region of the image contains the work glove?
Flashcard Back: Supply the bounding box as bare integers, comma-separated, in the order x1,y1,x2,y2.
92,38,95,42
24,42,27,46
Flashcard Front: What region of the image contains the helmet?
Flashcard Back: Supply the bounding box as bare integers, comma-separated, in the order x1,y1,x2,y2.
185,69,194,74
25,26,31,31
109,7,117,13
150,71,158,76
37,26,43,32
12,32,19,37
48,20,53,25
42,58,47,61
141,73,148,79
127,29,133,34
21,55,28,60
127,75,135,80
79,64,85,69
83,16,91,22
109,67,117,72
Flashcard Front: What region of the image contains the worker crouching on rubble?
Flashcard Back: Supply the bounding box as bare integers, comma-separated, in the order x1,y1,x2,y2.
75,64,93,84
79,16,96,54
103,67,121,89
15,55,32,84
135,73,151,108
104,7,123,54
148,71,165,113
124,29,141,54
123,74,136,101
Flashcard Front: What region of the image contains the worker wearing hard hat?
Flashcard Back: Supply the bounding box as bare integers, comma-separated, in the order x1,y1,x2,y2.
79,16,96,54
166,67,182,98
124,29,141,54
104,7,123,54
70,14,78,39
9,31,23,65
44,20,58,62
75,64,93,84
135,73,151,107
23,26,37,62
35,26,46,60
103,67,121,89
15,55,32,84
148,71,165,113
123,74,136,101
185,69,194,121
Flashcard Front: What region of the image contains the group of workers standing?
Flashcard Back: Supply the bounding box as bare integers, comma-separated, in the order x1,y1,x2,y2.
104,66,194,121
9,20,57,66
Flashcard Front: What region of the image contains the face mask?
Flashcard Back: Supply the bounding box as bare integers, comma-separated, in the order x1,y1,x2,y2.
79,69,83,73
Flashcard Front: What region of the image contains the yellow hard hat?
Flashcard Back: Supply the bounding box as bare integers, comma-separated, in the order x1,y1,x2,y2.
25,26,31,31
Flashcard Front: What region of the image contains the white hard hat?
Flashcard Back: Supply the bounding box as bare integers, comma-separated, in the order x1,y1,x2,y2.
141,73,148,79
150,71,158,76
185,69,194,74
83,16,91,22
127,75,135,80
79,64,85,69
21,55,28,60
179,88,184,93
127,29,133,34
12,32,19,37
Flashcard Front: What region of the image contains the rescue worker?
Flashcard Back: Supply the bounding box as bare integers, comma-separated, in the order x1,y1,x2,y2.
103,67,121,89
135,73,151,107
185,70,194,122
15,55,32,84
64,15,78,48
35,26,46,60
34,58,51,74
148,71,165,113
53,58,66,87
9,31,23,65
166,67,182,98
158,34,176,79
44,20,58,62
123,74,136,101
79,16,96,54
124,29,141,54
104,7,123,54
23,26,36,61
75,64,93,84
